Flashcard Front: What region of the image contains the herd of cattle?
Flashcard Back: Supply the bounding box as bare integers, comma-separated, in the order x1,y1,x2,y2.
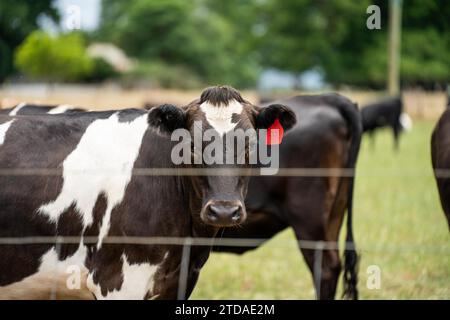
0,85,448,300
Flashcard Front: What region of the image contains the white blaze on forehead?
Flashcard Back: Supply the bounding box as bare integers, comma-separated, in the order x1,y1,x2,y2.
200,99,243,136
8,103,26,116
87,254,161,300
48,104,74,114
38,113,149,248
0,120,14,145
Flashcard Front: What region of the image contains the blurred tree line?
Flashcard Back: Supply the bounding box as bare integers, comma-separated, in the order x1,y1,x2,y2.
0,0,59,81
15,31,117,82
1,0,449,89
96,0,260,87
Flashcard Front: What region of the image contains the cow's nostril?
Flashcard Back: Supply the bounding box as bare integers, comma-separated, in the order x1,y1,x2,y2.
207,209,218,220
231,208,241,220
208,204,241,224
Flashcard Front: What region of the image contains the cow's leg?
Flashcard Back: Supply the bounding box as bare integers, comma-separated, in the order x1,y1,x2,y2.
291,221,341,300
393,126,401,150
286,172,345,300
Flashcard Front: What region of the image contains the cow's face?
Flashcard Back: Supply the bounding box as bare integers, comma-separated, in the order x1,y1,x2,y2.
148,86,296,227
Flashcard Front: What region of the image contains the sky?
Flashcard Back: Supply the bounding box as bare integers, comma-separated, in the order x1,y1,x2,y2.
41,0,101,32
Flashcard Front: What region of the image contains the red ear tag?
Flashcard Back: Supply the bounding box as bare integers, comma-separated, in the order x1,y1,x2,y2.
266,118,284,145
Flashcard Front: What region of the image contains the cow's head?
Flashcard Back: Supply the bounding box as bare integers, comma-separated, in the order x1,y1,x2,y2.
148,86,296,227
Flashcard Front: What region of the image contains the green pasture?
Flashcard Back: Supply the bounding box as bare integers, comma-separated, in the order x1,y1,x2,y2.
191,121,450,299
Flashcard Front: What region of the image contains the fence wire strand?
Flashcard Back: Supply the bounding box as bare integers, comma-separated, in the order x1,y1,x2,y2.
1,167,450,177
0,235,448,252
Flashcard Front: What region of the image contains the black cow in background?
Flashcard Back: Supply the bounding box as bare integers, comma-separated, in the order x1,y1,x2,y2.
214,93,362,300
361,96,412,150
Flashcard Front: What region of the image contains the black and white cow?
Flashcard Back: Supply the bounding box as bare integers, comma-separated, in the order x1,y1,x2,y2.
361,96,412,150
0,103,84,116
0,86,296,299
214,93,362,300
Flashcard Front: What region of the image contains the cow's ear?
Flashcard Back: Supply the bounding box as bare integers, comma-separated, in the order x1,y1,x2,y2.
256,104,296,132
148,104,186,135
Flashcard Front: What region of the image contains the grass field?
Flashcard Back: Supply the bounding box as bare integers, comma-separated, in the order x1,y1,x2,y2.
191,121,450,299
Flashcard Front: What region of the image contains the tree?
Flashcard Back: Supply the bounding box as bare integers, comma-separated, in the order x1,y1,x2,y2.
15,31,94,82
352,0,450,88
259,0,450,88
0,0,59,82
259,0,375,86
98,0,258,87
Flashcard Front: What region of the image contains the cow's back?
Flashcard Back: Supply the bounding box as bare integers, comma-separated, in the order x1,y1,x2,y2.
0,104,85,116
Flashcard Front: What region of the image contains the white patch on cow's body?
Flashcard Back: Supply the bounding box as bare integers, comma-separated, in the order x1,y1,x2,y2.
38,113,149,248
48,104,73,114
200,99,243,136
8,103,26,116
400,113,413,131
86,254,161,300
0,120,14,145
39,241,88,275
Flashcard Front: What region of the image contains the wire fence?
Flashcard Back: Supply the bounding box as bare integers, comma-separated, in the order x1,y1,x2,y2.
0,235,449,300
0,166,448,299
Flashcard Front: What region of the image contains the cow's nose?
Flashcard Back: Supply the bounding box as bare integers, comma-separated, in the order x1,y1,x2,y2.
206,204,242,226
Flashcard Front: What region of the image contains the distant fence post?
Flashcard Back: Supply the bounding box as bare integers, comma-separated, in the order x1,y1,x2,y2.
313,241,324,300
388,0,403,96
